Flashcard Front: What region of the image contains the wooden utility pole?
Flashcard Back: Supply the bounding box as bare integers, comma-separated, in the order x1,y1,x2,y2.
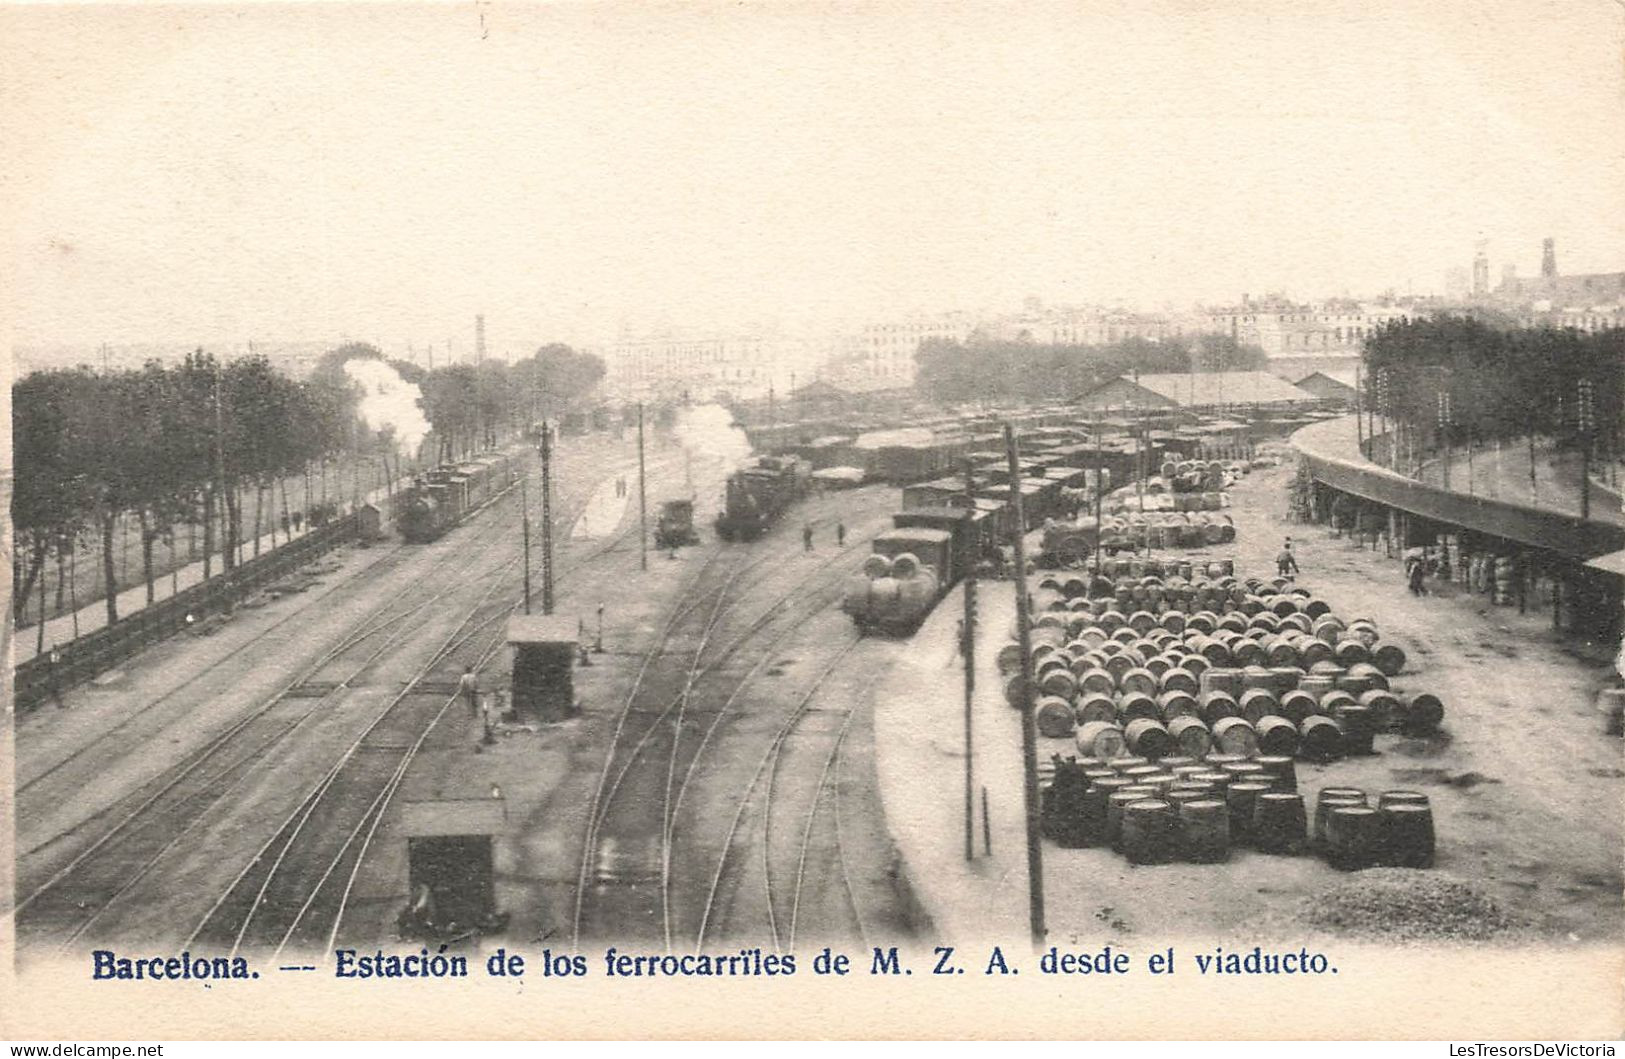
638,402,648,571
541,421,555,614
962,458,977,862
1093,411,1104,575
521,476,532,615
1002,423,1046,952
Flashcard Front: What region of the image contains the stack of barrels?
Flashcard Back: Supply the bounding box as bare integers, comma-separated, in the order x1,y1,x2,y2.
1310,786,1436,870
1037,751,1313,865
1006,573,1445,761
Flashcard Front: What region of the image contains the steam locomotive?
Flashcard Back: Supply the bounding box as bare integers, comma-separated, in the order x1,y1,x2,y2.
714,455,811,542
398,453,517,543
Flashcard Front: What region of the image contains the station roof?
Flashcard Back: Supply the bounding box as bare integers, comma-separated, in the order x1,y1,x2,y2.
507,614,579,645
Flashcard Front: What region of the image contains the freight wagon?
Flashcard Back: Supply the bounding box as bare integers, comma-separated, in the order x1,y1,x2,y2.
399,452,517,543
842,526,956,636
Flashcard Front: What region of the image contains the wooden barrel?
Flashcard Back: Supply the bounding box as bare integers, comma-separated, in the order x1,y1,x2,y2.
1160,611,1186,634
1399,693,1445,735
1177,798,1231,863
1077,667,1115,696
1348,662,1389,690
1254,754,1298,791
1334,704,1377,755
1251,791,1308,854
1003,674,1027,709
1379,803,1436,868
1238,688,1281,724
1157,690,1200,723
1310,616,1346,641
1324,804,1383,869
1121,764,1164,783
1118,692,1160,724
1098,609,1127,632
1187,611,1217,634
1039,668,1078,699
1074,693,1117,724
995,643,1024,675
1204,751,1246,766
1312,789,1368,851
1254,716,1300,757
1219,759,1266,781
1319,689,1357,714
1345,619,1380,646
1299,715,1345,762
1159,667,1199,695
1198,690,1240,726
1105,791,1146,851
1121,800,1177,865
1169,765,1209,782
1109,755,1150,772
1075,721,1125,760
1036,696,1077,738
1165,715,1212,758
1377,790,1429,809
1333,639,1369,667
1191,770,1232,792
1297,638,1334,667
1119,666,1158,697
1143,656,1172,679
1334,671,1374,698
1371,643,1407,677
1180,654,1211,677
1159,755,1198,770
1124,718,1173,760
1263,637,1299,667
1128,610,1157,634
1302,599,1331,619
1211,716,1259,757
1278,690,1318,725
1357,689,1400,730
1139,773,1177,795
1225,781,1272,844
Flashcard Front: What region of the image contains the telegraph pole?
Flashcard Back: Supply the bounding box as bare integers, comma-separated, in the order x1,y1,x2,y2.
638,402,648,571
541,420,555,614
1002,423,1046,952
1092,410,1104,575
962,457,977,862
521,476,532,615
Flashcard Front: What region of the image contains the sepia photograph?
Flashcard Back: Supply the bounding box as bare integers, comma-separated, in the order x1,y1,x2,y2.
2,0,1622,1042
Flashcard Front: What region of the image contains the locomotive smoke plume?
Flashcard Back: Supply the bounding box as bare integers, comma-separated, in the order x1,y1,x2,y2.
345,358,432,457
673,402,752,475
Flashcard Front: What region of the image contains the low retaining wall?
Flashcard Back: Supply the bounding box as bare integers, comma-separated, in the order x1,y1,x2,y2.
15,513,360,709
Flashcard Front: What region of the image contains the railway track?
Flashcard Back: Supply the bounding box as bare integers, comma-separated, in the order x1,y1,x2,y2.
572,510,888,948
13,447,657,951
13,494,530,945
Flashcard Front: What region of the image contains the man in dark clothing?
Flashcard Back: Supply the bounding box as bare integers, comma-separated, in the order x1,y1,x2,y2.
836,522,846,547
803,523,814,552
1406,556,1427,596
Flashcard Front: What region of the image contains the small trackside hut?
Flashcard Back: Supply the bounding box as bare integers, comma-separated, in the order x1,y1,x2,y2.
398,797,507,940
506,614,579,723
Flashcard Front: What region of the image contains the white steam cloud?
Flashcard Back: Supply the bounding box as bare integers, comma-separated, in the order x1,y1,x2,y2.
673,402,753,475
345,358,432,457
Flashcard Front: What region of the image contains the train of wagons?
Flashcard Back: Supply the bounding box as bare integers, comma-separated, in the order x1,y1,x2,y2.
398,453,518,543
714,455,812,542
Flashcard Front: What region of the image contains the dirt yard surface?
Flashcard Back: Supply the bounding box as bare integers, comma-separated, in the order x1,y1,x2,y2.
871,449,1623,949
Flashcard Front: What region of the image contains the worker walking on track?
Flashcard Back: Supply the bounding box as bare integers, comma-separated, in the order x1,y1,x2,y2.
1277,537,1300,580
803,522,814,552
459,666,479,718
837,521,846,547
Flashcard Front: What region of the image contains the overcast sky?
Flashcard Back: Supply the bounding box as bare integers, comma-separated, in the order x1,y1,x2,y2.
4,0,1622,353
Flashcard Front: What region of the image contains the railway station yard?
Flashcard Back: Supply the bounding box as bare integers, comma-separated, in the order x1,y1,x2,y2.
870,452,1624,949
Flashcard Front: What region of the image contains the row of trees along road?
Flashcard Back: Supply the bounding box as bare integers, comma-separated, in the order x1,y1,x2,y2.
913,332,1267,405
12,340,604,632
1360,316,1623,487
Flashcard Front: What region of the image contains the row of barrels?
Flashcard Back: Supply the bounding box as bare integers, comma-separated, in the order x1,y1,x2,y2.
1040,754,1436,869
1019,616,1406,676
